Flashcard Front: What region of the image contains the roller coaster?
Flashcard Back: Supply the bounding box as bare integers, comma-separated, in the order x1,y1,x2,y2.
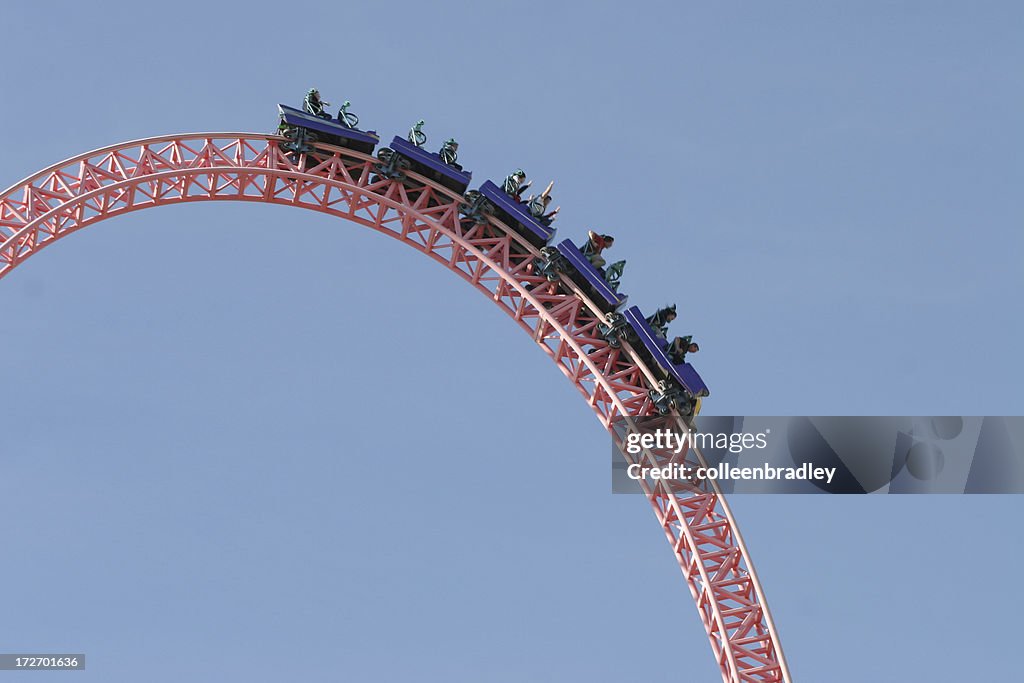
0,97,792,682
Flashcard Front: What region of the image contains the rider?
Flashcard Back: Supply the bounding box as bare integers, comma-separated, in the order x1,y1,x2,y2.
582,230,615,270
646,304,677,338
528,194,559,227
409,120,426,147
440,138,460,166
502,169,531,199
526,181,559,224
303,88,331,119
668,336,699,364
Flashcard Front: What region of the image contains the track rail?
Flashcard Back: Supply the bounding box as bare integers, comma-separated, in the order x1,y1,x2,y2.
0,133,791,682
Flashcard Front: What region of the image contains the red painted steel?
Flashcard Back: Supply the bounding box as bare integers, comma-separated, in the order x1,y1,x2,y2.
0,133,791,682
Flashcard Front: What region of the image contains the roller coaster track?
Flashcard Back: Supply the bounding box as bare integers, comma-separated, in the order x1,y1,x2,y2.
0,133,791,682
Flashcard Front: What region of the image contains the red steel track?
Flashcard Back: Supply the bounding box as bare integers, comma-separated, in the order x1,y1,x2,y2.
0,133,791,682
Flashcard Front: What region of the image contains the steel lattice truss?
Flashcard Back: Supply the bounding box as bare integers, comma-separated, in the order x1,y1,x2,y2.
0,133,791,682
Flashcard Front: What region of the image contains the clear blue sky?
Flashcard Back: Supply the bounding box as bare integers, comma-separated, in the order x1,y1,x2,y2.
1,2,1021,681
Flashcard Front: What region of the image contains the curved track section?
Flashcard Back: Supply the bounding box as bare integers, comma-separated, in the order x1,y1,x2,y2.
0,133,790,682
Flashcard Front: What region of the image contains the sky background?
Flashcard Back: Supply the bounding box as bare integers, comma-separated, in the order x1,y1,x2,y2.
0,1,1021,681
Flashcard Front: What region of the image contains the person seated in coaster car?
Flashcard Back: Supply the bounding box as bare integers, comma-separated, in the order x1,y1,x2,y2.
502,168,531,200
408,119,427,147
668,335,699,364
439,138,460,167
526,182,560,226
581,230,615,270
645,304,676,338
303,88,332,119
